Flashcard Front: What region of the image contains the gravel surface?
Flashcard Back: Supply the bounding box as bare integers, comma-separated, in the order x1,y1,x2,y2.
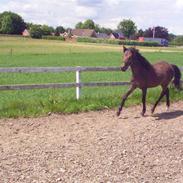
0,101,183,183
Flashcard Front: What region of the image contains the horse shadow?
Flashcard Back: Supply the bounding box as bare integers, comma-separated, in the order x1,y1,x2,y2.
153,110,183,120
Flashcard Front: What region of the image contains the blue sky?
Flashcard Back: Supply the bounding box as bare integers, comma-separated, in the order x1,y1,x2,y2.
0,0,183,34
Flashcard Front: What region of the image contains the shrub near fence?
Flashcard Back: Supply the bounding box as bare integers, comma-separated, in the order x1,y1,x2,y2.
77,37,159,47
42,35,65,41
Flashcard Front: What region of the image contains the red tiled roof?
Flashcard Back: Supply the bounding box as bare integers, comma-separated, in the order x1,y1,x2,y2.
71,29,96,37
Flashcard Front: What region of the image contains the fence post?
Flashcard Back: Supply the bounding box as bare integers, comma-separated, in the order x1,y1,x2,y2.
76,67,81,100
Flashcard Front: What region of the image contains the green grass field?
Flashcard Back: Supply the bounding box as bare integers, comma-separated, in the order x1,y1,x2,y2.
0,36,183,118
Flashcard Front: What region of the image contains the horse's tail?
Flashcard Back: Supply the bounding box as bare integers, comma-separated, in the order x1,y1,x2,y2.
171,64,182,90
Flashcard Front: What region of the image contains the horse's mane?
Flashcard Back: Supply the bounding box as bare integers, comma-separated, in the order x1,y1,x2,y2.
129,47,152,70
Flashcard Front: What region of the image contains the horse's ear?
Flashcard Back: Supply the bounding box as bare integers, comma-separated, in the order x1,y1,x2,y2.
123,46,127,53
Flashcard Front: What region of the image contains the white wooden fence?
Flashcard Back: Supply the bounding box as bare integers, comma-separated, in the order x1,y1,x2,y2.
0,66,182,99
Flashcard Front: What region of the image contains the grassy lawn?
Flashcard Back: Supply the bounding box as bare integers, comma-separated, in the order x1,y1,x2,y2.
0,36,182,118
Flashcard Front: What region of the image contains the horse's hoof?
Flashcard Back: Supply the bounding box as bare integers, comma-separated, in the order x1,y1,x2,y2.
151,108,155,114
116,111,121,117
141,112,145,117
166,107,170,112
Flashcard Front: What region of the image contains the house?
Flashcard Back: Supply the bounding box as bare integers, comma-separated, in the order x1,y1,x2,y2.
60,32,68,37
22,29,30,36
109,32,119,39
96,32,109,39
109,32,125,39
139,37,168,46
71,29,97,38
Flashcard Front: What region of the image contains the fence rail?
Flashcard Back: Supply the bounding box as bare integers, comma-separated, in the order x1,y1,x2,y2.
0,66,182,99
0,66,121,73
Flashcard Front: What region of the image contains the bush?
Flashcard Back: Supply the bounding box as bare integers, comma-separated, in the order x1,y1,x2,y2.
77,37,159,47
170,36,183,46
30,25,42,39
42,35,65,41
41,25,54,36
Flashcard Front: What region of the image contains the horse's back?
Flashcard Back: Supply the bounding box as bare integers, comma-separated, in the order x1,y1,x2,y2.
152,61,174,86
153,61,174,75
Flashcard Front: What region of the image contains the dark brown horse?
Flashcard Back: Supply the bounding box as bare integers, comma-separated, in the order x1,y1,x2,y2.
117,46,182,116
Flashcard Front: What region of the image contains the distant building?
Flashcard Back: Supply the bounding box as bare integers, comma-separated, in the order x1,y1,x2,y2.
60,32,68,37
22,29,30,37
109,32,119,39
96,32,109,39
71,29,97,38
109,32,125,39
139,37,168,46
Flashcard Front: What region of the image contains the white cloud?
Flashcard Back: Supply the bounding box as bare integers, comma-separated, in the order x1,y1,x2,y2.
76,0,103,6
176,0,183,7
0,0,183,34
75,6,98,19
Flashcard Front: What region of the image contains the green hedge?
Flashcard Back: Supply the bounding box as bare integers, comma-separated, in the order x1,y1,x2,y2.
42,35,65,41
77,37,159,47
170,36,183,46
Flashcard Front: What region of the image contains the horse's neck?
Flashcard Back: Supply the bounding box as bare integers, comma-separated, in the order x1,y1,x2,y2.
130,64,141,77
130,61,153,77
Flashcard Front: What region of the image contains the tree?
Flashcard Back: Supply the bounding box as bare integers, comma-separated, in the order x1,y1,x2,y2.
82,19,95,29
0,15,14,34
95,26,113,34
26,22,34,29
94,24,100,32
143,28,153,37
41,25,54,35
171,36,183,45
153,26,169,39
30,25,42,39
74,19,113,34
0,11,26,34
99,27,113,34
168,33,176,41
117,19,137,39
144,26,169,39
55,26,65,36
75,19,95,29
75,22,83,29
135,29,144,38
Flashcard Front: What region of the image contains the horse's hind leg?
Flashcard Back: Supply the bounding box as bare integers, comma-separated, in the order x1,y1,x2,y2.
141,88,147,116
151,86,168,114
117,85,136,116
165,88,170,111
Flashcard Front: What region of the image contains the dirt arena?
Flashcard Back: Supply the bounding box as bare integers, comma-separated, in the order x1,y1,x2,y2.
1,101,183,183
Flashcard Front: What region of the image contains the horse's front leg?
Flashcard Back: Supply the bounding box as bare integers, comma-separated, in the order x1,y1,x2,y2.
141,88,147,116
117,85,136,116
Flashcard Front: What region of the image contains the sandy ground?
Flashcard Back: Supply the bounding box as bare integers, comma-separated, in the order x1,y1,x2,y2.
0,101,183,183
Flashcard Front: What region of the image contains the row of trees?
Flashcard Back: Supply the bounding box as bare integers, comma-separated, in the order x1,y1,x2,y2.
75,19,113,34
0,11,180,43
0,11,66,38
27,23,66,38
75,19,173,41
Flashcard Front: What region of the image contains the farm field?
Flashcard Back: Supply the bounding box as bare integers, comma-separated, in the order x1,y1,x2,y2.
0,36,183,118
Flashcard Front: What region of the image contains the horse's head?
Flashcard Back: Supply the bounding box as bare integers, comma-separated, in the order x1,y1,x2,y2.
121,46,135,71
